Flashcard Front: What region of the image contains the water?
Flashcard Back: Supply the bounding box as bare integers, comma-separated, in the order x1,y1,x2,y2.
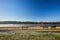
0,24,40,27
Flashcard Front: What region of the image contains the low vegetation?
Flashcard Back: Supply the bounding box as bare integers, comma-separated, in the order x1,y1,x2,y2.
0,31,60,40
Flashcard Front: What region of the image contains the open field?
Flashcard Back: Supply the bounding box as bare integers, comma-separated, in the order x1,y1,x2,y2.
0,31,60,40
0,27,60,40
0,27,60,32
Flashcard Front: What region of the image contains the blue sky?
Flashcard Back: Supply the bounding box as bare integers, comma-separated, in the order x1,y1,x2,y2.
0,0,60,22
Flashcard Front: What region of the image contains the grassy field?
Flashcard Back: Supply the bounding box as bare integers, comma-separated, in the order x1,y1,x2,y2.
0,31,60,40
1,27,60,32
0,27,60,40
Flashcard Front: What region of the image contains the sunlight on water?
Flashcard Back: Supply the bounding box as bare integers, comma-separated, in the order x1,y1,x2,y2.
0,24,40,27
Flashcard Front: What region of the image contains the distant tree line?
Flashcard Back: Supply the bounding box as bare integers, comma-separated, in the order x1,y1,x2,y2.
0,21,40,24
0,21,59,24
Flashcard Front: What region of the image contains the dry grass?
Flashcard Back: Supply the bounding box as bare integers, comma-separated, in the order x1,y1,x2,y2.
0,27,60,32
0,31,60,40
